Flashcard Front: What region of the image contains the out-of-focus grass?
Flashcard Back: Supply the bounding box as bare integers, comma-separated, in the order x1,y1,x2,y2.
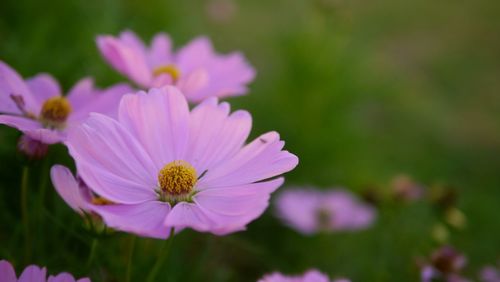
0,0,499,281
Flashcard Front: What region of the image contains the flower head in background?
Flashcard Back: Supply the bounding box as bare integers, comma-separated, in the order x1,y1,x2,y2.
258,269,349,282
419,245,469,282
65,86,298,239
275,188,376,235
0,260,90,282
97,30,255,102
0,61,132,144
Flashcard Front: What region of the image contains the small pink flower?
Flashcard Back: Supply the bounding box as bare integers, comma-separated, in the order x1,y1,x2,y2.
275,188,376,235
96,30,255,102
0,61,132,144
258,269,348,282
0,260,90,282
65,86,298,239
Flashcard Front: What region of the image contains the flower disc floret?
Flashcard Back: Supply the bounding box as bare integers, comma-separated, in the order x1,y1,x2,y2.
40,96,72,128
158,160,197,201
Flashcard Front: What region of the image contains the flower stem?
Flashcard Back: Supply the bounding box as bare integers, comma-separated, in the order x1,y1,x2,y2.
146,228,175,282
86,238,99,269
125,235,137,282
20,165,31,263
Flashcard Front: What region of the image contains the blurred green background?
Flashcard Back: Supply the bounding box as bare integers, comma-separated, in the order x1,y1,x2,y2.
1,0,499,281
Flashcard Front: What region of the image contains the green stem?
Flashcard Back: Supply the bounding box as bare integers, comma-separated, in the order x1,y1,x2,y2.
125,236,137,282
146,229,175,282
86,238,99,269
20,166,31,263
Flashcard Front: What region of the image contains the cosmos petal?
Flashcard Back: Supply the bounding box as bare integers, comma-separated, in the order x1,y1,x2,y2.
66,113,157,204
194,177,284,234
18,265,47,282
0,260,17,282
118,86,190,169
92,201,171,239
199,131,298,188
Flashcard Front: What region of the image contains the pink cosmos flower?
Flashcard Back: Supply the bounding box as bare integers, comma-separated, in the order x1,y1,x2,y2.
257,269,349,282
65,86,298,239
0,260,90,282
0,61,132,144
96,30,255,102
275,188,376,235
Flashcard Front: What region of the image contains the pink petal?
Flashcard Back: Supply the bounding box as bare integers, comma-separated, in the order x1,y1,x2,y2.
176,36,214,73
96,35,152,87
0,114,63,144
0,61,39,115
175,37,255,101
148,32,173,68
92,201,171,239
199,131,298,188
302,269,331,282
176,68,209,101
164,202,214,232
65,78,96,110
50,165,89,214
66,113,157,204
69,82,132,122
26,73,61,107
0,260,17,282
118,87,190,169
184,52,256,101
119,30,148,55
185,98,251,175
47,273,78,282
193,177,284,234
18,265,47,282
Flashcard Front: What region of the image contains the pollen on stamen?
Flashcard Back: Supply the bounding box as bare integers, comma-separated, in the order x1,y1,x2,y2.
152,64,181,82
158,160,197,202
40,96,72,128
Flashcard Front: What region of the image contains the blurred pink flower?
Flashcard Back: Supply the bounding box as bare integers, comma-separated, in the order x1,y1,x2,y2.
258,269,349,282
65,86,298,239
275,188,376,235
0,260,90,282
0,61,132,144
480,264,500,282
96,30,255,102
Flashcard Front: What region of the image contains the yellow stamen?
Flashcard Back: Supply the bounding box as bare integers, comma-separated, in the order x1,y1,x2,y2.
40,96,72,128
158,160,197,196
152,64,181,82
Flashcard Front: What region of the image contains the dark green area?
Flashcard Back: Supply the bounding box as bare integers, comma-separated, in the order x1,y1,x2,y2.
0,0,499,281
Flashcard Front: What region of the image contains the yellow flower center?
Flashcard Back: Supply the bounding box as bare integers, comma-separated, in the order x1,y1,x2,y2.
40,96,72,128
152,64,181,82
158,160,197,200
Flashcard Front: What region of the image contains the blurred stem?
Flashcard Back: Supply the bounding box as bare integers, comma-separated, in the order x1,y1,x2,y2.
125,236,137,282
86,238,99,269
146,228,175,282
36,157,50,257
20,165,31,263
